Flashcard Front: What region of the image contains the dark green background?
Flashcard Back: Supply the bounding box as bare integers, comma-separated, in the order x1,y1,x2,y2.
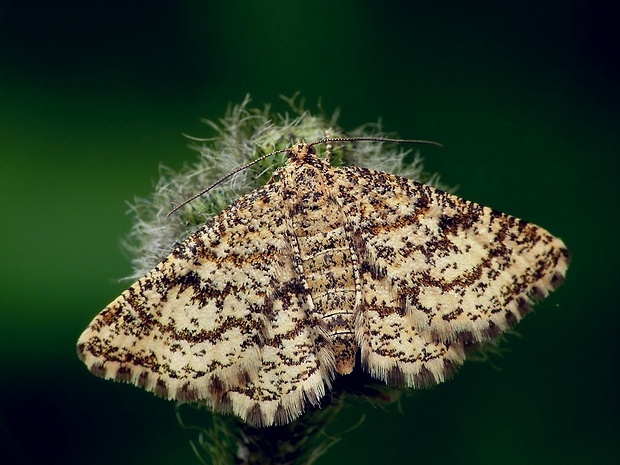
1,1,617,464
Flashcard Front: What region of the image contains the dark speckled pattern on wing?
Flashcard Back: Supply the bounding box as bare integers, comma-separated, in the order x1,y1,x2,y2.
77,142,569,426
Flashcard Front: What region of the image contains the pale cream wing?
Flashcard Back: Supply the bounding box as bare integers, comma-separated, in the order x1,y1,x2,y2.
334,165,569,387
77,183,335,426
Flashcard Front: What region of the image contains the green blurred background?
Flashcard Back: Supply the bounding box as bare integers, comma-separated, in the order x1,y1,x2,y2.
1,1,617,464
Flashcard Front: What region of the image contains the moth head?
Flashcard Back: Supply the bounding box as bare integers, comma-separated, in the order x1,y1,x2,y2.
286,141,316,162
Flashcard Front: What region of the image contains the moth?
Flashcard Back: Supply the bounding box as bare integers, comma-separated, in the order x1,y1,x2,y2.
78,138,569,427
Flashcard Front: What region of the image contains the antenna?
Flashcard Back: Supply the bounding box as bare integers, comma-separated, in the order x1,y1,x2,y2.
167,137,442,217
309,136,443,149
166,146,291,217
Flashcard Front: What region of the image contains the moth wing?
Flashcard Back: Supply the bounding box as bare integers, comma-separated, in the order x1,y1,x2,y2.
78,183,335,426
334,166,569,386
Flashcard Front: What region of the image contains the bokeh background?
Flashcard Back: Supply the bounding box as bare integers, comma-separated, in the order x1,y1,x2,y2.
1,1,617,464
